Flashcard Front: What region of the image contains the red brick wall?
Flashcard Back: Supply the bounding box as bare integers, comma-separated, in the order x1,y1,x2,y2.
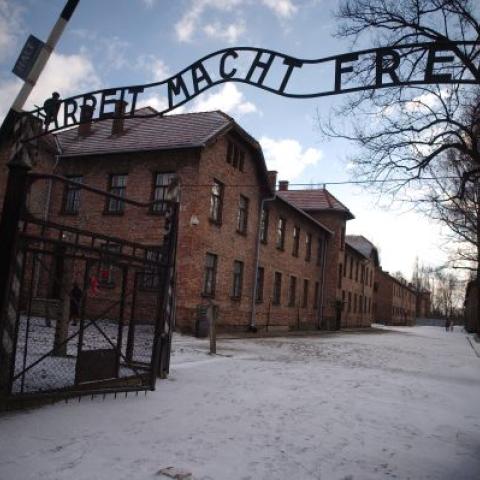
341,246,375,328
255,198,330,331
306,211,349,328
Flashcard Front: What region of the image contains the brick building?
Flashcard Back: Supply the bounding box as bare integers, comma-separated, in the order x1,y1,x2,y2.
0,107,419,333
374,269,417,326
340,235,379,328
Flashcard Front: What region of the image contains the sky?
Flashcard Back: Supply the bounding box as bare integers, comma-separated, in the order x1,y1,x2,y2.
0,0,454,279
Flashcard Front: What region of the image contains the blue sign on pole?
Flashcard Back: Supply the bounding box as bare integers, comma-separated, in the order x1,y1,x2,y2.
12,35,44,82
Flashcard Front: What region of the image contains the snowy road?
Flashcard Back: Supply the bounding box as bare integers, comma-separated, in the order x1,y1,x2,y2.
1,325,479,480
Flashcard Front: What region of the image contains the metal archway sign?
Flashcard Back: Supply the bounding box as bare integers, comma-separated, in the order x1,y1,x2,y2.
20,40,480,137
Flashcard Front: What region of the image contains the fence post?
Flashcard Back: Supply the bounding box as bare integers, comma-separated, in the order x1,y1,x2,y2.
0,125,32,397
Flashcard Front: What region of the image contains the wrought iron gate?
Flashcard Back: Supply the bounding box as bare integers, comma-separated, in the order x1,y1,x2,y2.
0,170,178,408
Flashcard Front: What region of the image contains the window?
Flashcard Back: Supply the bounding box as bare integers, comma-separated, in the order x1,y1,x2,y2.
292,226,300,257
364,296,367,313
354,293,357,313
232,261,244,299
317,238,324,266
302,279,309,308
305,233,312,261
227,141,245,172
106,174,127,214
260,206,269,243
349,256,353,279
99,243,121,286
203,253,217,297
348,291,351,313
142,248,162,290
237,195,249,234
63,176,82,214
340,227,345,250
152,172,175,213
360,295,363,314
256,267,264,303
273,272,282,305
361,265,365,284
343,256,347,277
342,290,346,307
313,281,319,309
276,217,286,250
210,180,224,224
288,276,297,307
355,260,359,282
370,270,373,286
338,264,343,288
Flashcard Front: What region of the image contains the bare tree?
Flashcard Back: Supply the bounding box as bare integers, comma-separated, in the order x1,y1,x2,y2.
320,0,480,194
420,150,480,276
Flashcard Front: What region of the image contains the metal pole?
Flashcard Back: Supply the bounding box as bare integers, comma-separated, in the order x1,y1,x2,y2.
0,0,80,143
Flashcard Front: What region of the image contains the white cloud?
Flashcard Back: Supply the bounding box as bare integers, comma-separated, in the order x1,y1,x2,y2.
260,136,322,180
175,0,296,43
203,21,246,43
261,0,297,18
0,0,24,60
136,94,169,112
136,55,170,81
142,0,156,7
0,51,101,122
189,83,258,116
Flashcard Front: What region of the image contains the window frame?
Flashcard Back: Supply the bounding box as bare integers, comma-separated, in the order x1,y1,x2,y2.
231,260,244,299
151,171,176,214
260,206,269,244
202,253,218,297
105,173,127,215
302,279,309,308
292,226,300,257
237,195,249,234
62,175,83,215
209,179,224,225
276,217,286,250
255,266,264,303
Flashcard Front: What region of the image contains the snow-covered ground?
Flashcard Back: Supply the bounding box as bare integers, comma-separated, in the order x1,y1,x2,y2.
1,325,479,480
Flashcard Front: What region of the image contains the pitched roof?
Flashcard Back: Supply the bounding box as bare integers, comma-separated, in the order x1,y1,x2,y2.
54,108,234,156
277,188,354,219
346,235,380,266
273,195,333,236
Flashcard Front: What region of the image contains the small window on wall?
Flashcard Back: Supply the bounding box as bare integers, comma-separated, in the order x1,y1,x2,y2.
276,217,286,250
210,180,224,224
273,272,282,305
203,253,218,297
152,172,176,214
106,174,127,214
63,176,82,214
237,195,249,234
292,226,300,257
232,260,244,299
226,141,245,172
348,292,351,313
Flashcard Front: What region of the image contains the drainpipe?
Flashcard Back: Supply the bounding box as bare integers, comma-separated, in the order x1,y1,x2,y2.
317,235,328,330
249,195,275,331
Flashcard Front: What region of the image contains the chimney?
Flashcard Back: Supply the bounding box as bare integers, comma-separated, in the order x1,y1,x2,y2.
112,100,128,135
278,180,289,191
78,104,95,136
267,170,277,192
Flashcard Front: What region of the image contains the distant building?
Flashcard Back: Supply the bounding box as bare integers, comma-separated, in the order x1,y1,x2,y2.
416,290,431,318
374,269,417,326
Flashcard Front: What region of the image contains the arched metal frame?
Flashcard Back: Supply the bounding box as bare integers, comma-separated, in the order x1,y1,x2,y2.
24,40,480,138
